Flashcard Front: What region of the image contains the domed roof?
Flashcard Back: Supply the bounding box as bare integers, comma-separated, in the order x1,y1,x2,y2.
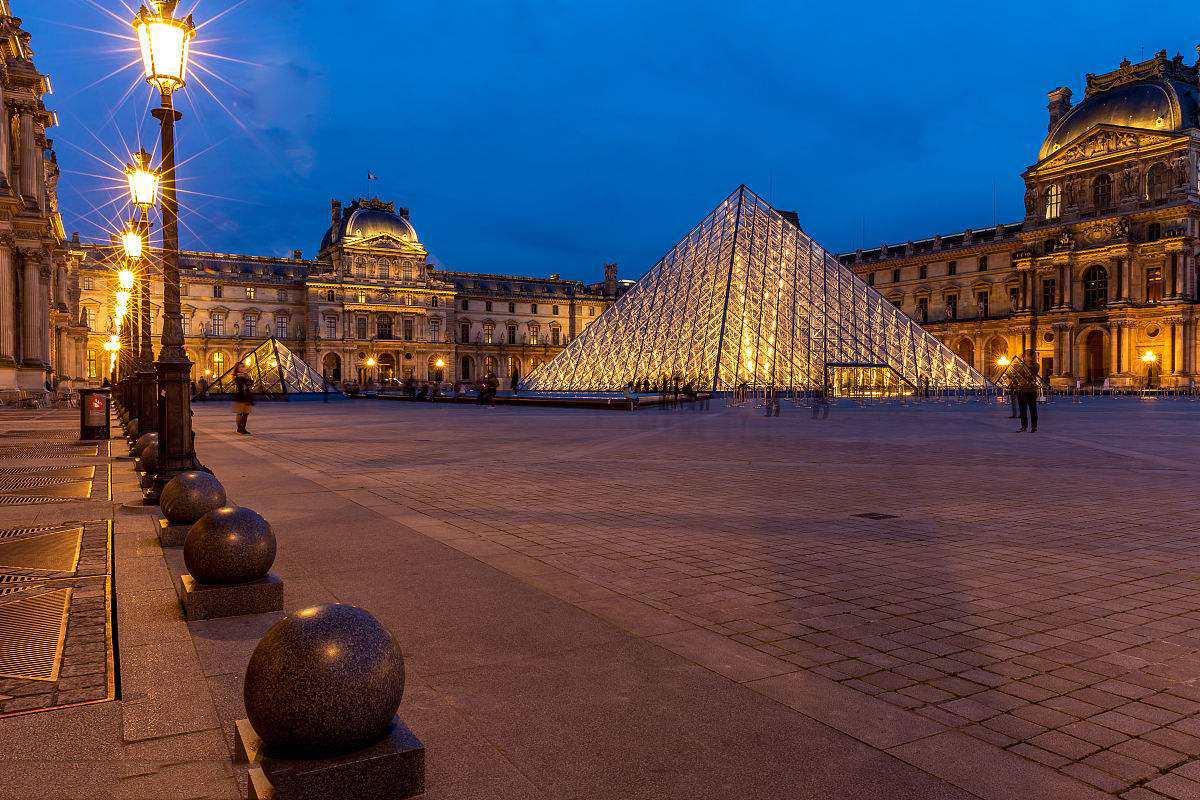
320,199,418,252
1040,78,1200,161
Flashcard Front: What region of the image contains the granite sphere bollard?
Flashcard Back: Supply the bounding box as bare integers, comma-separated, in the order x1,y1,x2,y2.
134,432,157,455
184,505,275,584
161,470,227,525
139,440,158,474
244,604,405,758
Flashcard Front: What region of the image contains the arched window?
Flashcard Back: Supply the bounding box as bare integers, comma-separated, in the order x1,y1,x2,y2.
1044,184,1061,220
1083,265,1108,310
482,356,497,378
1092,174,1112,210
1147,163,1168,202
459,355,473,381
325,289,335,302
211,351,226,374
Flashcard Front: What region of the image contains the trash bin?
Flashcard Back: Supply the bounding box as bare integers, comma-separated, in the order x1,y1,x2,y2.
79,388,111,441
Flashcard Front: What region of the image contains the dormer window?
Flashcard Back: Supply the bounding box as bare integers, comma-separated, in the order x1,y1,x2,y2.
1093,173,1113,210
1044,184,1062,220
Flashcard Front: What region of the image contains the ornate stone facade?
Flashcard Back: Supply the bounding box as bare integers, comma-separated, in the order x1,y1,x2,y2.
841,49,1200,389
0,2,84,390
77,198,618,388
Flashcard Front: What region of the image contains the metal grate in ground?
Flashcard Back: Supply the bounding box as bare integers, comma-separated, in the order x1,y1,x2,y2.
0,588,71,680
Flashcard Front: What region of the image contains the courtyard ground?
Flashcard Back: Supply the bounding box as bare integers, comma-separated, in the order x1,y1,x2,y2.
4,394,1200,799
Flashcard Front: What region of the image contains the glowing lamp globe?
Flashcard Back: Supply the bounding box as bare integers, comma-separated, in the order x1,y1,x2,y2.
121,229,143,260
116,290,132,309
132,1,196,94
125,149,159,210
118,268,136,290
996,355,1011,367
1142,350,1157,364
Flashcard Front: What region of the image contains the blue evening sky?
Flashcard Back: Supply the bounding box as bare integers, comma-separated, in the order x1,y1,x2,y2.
28,0,1198,283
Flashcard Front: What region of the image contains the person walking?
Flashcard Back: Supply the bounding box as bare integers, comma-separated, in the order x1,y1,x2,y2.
232,363,254,435
1014,353,1039,433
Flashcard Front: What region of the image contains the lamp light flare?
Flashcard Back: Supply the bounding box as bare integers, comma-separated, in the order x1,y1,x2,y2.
1142,350,1158,363
133,1,196,94
996,355,1011,367
125,148,159,209
118,268,135,289
120,229,143,259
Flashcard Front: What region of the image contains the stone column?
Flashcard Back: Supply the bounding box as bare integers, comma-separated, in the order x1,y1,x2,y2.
0,237,15,365
1175,253,1187,298
17,106,36,204
20,251,41,365
1108,258,1120,304
0,91,10,189
1108,324,1120,376
1172,319,1184,374
1119,257,1131,303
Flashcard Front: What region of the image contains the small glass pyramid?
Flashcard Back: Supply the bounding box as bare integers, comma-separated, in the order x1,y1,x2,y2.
523,185,987,393
198,337,338,399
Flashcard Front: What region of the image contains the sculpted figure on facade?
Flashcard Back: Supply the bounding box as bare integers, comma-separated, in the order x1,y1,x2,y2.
1023,185,1037,214
1120,162,1139,198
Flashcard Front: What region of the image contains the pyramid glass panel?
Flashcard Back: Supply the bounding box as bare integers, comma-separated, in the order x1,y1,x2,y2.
198,337,339,399
523,186,986,393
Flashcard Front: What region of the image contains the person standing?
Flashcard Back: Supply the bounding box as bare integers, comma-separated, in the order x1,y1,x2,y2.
232,364,254,435
1015,354,1039,433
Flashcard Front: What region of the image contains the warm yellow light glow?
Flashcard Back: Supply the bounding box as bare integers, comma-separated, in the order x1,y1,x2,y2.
121,229,144,260
996,355,1011,367
103,336,121,352
244,356,254,366
117,268,135,290
116,290,131,307
1142,350,1158,363
125,149,159,209
366,357,377,367
133,2,196,94
435,358,445,369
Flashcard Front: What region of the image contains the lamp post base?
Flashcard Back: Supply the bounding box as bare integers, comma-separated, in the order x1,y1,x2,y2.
137,368,158,437
149,356,196,503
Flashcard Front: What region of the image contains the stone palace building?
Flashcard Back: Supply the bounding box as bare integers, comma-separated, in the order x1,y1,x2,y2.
841,49,1200,388
78,198,619,388
0,3,87,391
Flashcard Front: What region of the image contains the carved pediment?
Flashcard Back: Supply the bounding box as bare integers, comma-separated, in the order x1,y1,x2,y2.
1039,125,1179,169
1079,218,1132,248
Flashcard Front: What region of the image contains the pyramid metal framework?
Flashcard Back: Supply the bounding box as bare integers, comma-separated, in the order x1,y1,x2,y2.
198,337,337,398
522,186,987,393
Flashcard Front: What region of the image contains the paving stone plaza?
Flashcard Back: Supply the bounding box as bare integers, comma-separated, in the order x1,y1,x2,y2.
4,396,1200,799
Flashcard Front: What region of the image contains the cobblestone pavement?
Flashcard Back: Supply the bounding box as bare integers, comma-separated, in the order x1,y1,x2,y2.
191,396,1200,800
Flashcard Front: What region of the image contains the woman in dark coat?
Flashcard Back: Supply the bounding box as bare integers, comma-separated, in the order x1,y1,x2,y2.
232,364,254,435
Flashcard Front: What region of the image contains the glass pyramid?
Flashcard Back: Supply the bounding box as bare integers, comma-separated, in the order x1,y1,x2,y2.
523,185,986,393
198,337,338,399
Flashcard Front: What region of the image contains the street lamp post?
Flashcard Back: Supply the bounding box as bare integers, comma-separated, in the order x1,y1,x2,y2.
125,149,159,436
115,263,135,409
133,1,196,499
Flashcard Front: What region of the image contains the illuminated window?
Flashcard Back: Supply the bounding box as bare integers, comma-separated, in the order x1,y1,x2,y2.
211,313,225,336
529,325,539,345
357,291,366,304
82,277,93,290
1147,163,1168,202
1093,174,1112,209
86,350,97,379
275,315,287,338
1044,184,1061,220
483,322,494,344
1083,265,1108,310
212,351,225,373
83,307,96,330
244,316,256,337
245,286,256,300
1146,267,1163,303
483,355,497,378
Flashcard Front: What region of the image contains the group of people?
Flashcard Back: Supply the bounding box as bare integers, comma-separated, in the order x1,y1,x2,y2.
622,374,709,411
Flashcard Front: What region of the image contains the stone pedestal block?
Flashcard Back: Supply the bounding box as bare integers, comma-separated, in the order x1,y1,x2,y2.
234,716,424,800
180,573,283,620
157,518,190,547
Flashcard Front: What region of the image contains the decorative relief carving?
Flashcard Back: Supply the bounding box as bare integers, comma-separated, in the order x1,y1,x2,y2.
1058,130,1142,164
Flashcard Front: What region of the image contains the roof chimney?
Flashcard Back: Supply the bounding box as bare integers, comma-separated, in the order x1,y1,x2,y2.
1047,87,1073,132
330,199,341,243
